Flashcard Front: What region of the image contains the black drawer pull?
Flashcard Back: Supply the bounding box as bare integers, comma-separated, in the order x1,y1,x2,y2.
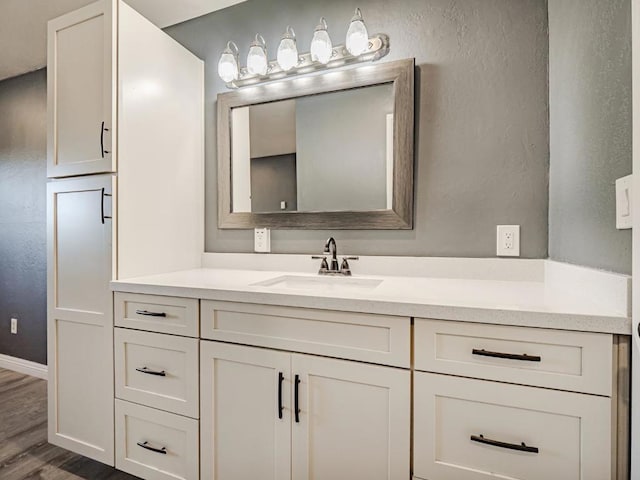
471,434,539,454
135,309,166,317
137,441,167,455
472,349,541,362
100,121,110,157
294,374,301,423
101,188,112,224
278,372,284,419
136,367,166,377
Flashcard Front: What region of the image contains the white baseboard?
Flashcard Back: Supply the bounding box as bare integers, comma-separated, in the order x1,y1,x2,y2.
0,353,47,379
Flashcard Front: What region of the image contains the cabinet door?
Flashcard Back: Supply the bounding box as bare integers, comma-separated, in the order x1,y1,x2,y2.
291,355,410,480
200,341,291,480
47,175,114,465
47,0,115,178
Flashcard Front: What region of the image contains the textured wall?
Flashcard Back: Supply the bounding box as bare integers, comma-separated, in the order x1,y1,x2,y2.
0,69,47,364
165,0,550,257
548,0,632,274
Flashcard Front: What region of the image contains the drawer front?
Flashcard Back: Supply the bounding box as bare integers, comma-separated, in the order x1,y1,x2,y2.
115,400,199,480
200,300,410,368
115,292,199,337
414,372,611,480
414,319,612,395
115,328,199,418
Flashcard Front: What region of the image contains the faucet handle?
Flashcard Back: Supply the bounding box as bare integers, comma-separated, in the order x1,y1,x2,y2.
340,256,359,276
312,255,329,273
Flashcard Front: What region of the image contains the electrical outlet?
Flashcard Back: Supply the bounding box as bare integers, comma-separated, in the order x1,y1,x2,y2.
254,227,271,253
10,318,17,335
497,225,520,257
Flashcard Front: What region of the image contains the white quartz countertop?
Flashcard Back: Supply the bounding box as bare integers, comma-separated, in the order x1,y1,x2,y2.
111,266,632,335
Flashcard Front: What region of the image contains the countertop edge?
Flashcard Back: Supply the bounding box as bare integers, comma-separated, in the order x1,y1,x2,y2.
111,281,632,336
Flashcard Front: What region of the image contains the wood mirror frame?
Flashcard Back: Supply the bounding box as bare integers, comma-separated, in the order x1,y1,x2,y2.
217,58,415,229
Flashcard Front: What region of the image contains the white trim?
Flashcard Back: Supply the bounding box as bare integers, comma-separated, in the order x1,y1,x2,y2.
0,353,47,379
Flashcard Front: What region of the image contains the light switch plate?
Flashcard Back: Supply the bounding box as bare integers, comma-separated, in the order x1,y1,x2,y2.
497,225,520,257
616,174,632,229
254,228,271,252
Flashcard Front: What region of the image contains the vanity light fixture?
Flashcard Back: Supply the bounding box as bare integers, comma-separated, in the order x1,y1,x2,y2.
277,26,299,71
246,34,268,76
310,17,333,64
217,41,239,83
346,8,369,56
220,8,389,89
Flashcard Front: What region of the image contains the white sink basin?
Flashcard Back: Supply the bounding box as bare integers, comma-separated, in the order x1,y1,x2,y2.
251,274,383,292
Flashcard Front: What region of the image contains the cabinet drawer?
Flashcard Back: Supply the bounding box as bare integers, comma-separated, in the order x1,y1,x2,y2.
414,372,611,480
414,319,612,395
115,292,199,337
115,400,199,480
115,328,199,418
200,300,410,367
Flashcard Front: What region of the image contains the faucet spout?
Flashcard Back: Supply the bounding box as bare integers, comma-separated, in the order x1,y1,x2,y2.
324,237,339,272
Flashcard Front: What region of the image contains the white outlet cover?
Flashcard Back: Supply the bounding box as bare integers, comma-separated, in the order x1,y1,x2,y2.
497,225,520,257
10,318,17,334
254,228,271,253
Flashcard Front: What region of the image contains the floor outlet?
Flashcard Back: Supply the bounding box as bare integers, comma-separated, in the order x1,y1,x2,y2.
496,225,520,257
10,318,17,335
254,228,271,253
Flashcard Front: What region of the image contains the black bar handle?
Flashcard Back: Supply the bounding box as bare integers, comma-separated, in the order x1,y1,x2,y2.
137,441,167,455
100,188,112,224
278,372,284,419
471,434,539,454
100,121,110,157
136,366,166,377
294,374,300,423
472,349,541,362
135,309,166,317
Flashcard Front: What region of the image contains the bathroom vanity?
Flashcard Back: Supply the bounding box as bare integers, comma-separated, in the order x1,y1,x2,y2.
110,256,631,480
44,1,632,478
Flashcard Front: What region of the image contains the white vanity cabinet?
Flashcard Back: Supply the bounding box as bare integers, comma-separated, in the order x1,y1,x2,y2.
46,175,114,463
113,293,201,480
110,285,629,480
200,341,411,480
47,0,203,466
199,301,411,479
47,0,115,177
412,319,629,480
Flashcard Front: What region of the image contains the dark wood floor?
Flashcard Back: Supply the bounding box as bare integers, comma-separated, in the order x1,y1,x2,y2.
0,368,137,480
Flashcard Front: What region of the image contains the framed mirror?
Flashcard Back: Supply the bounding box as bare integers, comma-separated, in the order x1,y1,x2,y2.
217,58,414,229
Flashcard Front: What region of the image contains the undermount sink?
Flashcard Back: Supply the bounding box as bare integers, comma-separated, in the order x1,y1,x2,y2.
251,274,383,292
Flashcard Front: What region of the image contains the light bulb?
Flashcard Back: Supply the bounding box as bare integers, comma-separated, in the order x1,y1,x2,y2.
277,26,298,71
247,34,268,76
217,41,239,83
310,17,333,64
346,8,369,56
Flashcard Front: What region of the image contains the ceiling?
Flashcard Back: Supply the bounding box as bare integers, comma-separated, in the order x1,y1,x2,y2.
0,0,246,81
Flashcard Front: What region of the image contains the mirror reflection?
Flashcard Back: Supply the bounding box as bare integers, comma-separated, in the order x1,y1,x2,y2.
231,83,394,214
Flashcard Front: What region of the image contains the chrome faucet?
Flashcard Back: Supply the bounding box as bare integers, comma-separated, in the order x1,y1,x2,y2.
312,237,359,276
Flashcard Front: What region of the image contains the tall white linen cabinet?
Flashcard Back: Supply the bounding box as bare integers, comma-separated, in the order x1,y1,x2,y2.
46,0,204,465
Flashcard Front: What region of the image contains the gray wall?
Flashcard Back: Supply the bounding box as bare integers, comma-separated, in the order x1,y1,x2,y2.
165,0,550,258
0,69,47,364
296,85,392,212
548,0,632,274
